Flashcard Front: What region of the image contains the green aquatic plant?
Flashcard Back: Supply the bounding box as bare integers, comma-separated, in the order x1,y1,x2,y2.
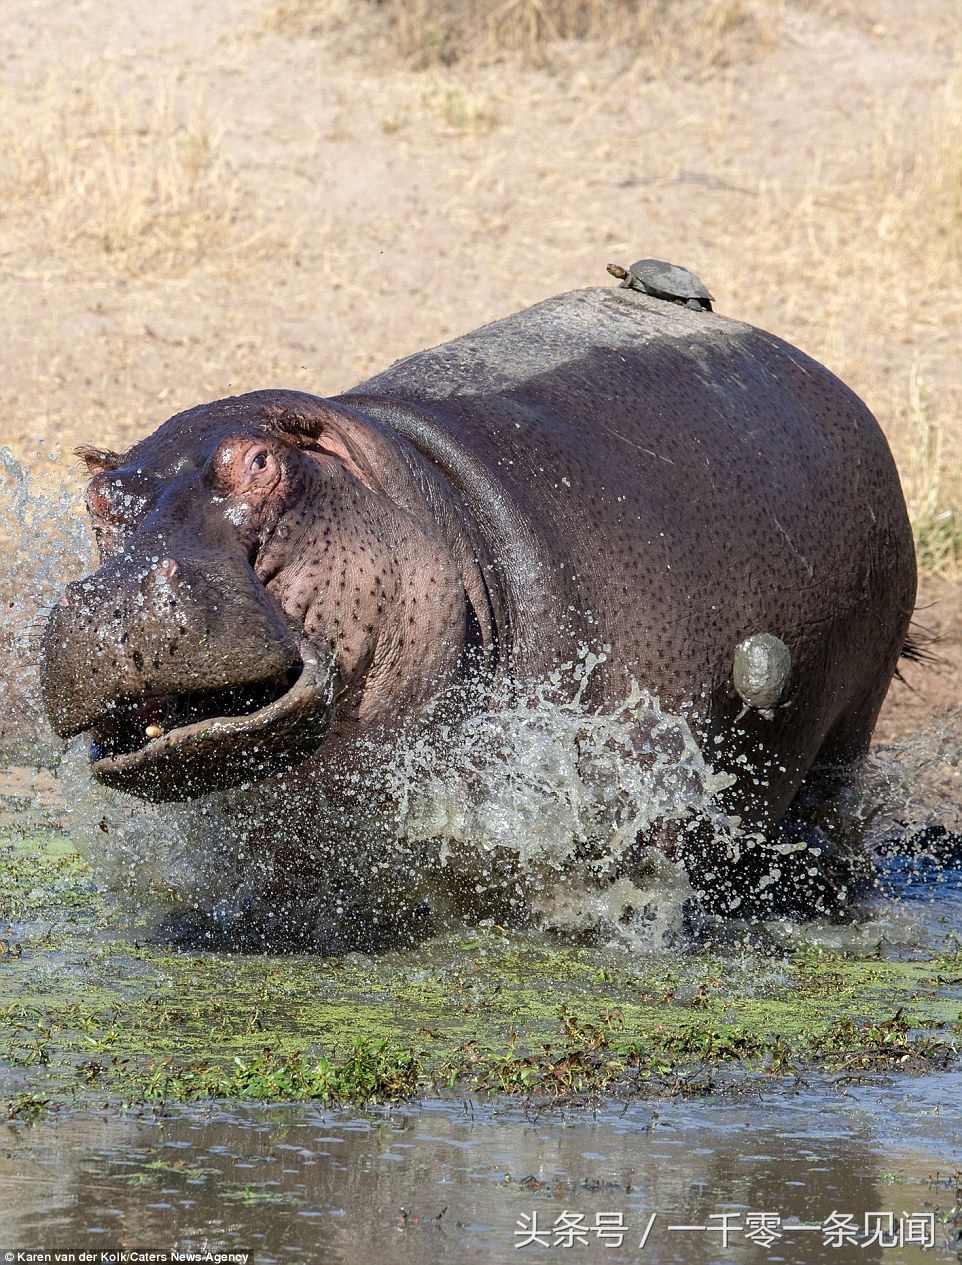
4,1090,53,1121
1,827,961,1111
136,1040,422,1105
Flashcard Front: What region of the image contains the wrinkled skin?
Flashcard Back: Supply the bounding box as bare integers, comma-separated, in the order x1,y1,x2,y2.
41,288,916,924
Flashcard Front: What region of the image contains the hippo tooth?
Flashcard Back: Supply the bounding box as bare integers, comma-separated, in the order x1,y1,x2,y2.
145,724,163,739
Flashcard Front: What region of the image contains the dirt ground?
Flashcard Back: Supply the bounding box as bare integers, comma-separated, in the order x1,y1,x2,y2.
0,0,959,749
877,574,961,742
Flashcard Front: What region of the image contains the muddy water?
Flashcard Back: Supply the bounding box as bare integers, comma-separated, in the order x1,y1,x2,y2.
1,799,961,1264
2,1084,961,1262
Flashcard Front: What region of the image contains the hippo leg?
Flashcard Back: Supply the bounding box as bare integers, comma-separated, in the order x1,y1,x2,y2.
769,666,897,907
675,773,874,921
677,681,888,920
153,895,433,954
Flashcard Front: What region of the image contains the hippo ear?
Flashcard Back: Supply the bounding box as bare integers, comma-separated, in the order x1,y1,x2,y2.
261,403,327,441
263,404,383,494
75,444,125,475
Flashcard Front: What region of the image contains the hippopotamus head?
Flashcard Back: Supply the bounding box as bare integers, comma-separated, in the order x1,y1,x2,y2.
42,390,471,801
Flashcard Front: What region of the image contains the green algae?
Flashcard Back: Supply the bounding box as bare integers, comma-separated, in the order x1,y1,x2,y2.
0,828,102,926
2,826,960,1114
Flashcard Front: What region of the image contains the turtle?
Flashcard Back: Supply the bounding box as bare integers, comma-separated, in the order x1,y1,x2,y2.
606,258,714,311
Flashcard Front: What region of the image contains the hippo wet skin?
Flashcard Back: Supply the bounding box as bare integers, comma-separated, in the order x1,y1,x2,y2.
41,287,916,936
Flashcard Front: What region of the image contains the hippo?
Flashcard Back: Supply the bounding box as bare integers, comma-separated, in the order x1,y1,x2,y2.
40,286,916,938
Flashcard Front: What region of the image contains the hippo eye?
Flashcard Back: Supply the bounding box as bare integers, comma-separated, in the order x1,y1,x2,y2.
249,450,270,473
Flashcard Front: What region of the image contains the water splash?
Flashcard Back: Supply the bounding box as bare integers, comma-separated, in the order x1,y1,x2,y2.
54,660,726,951
385,664,733,945
864,714,962,841
0,446,92,758
857,713,962,949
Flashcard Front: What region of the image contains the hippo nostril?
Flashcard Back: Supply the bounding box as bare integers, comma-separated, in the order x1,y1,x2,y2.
159,557,179,580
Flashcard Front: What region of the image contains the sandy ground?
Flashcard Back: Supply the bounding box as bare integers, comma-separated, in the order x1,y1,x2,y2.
0,0,959,750
876,576,961,742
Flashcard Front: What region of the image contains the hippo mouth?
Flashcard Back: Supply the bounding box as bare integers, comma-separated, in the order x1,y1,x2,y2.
87,649,338,802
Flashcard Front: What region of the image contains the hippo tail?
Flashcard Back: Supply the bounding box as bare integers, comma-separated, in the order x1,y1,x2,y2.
896,621,942,679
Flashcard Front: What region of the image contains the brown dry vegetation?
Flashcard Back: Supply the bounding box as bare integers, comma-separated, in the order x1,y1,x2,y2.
269,0,767,72
0,0,959,733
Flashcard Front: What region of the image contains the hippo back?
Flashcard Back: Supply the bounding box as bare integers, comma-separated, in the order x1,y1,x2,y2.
342,288,914,775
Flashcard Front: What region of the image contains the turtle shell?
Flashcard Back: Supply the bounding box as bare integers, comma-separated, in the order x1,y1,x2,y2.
627,258,713,304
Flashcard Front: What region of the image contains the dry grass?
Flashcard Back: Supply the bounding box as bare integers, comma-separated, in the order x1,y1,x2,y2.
895,367,962,576
873,54,962,288
1,2,959,578
0,71,294,282
916,53,962,248
424,84,501,132
267,0,764,71
700,54,962,575
882,63,962,572
852,61,961,570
